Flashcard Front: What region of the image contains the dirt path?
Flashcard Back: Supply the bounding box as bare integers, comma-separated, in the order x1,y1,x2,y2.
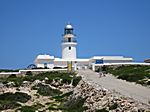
78,69,150,106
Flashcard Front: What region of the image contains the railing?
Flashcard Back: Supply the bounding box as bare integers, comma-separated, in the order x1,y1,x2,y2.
61,39,77,43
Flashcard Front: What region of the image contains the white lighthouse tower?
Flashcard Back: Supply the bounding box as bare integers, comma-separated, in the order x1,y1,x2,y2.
61,23,77,60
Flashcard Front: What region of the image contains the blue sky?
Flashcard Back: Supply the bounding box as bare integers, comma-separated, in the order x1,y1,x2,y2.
0,0,150,69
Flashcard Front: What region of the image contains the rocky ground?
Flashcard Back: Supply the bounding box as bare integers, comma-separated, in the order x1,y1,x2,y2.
0,72,77,112
0,71,150,112
71,80,150,112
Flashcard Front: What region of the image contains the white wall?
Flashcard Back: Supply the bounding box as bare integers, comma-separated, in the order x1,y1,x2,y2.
62,42,77,60
37,64,54,69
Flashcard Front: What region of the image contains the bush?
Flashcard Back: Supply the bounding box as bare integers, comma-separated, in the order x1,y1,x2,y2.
118,73,144,82
64,96,87,112
107,65,150,85
17,106,36,112
53,91,73,102
0,69,19,73
0,92,31,110
35,83,62,96
0,71,79,87
95,108,108,112
0,76,23,87
0,92,31,103
72,76,82,87
109,103,118,110
17,103,44,112
0,100,21,110
8,74,17,78
25,71,33,76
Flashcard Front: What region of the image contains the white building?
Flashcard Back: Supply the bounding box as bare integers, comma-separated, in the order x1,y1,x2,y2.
35,55,54,69
34,23,133,71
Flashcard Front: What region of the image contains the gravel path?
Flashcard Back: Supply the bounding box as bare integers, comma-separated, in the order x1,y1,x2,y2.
78,69,150,106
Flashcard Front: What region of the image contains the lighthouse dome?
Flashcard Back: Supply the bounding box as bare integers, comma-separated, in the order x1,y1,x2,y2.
65,24,73,29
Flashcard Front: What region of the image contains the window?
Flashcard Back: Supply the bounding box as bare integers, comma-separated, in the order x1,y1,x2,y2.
68,38,71,42
44,63,47,69
69,46,71,50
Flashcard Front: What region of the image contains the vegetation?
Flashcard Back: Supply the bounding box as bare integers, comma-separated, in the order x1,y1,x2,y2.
72,76,82,86
0,71,80,87
16,103,44,112
0,92,31,110
0,71,82,111
25,71,33,76
63,96,88,112
53,91,73,102
44,91,87,112
46,96,87,112
44,91,83,111
16,106,36,112
95,108,108,112
107,65,150,85
0,69,19,73
33,83,62,96
109,103,118,110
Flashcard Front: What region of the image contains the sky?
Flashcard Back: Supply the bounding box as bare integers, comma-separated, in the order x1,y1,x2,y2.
0,0,150,69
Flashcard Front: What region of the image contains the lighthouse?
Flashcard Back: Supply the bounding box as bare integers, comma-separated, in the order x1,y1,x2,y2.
61,23,77,60
34,23,133,71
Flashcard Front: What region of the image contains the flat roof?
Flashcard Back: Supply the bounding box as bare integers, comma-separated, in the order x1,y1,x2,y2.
94,62,150,66
90,56,133,60
54,58,89,62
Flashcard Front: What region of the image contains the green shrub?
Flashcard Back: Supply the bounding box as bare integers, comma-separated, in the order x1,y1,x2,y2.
72,76,82,86
0,92,31,110
0,71,78,87
53,91,73,102
95,108,109,112
0,92,31,103
16,103,44,112
107,65,150,85
35,83,62,96
118,73,144,82
25,71,33,76
3,77,23,87
17,106,37,112
8,74,17,78
0,100,21,110
109,103,118,110
63,96,87,112
0,69,19,73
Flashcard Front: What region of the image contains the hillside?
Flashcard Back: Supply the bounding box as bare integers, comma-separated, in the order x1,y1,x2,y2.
107,65,150,86
0,69,150,112
0,71,82,112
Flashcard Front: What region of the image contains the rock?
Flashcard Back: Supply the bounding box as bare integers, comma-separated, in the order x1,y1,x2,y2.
34,80,41,85
45,77,49,80
132,107,138,112
7,81,15,87
22,81,30,87
102,100,108,106
67,80,149,112
42,80,45,83
0,83,4,88
138,108,145,112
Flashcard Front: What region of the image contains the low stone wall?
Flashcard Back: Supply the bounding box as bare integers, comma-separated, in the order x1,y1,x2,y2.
19,69,68,75
0,69,68,78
